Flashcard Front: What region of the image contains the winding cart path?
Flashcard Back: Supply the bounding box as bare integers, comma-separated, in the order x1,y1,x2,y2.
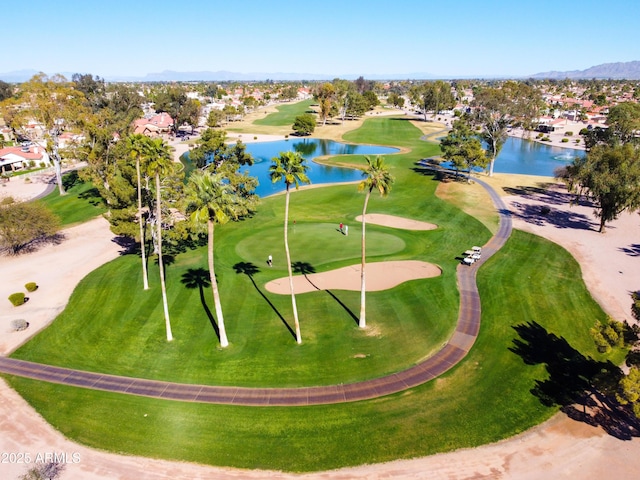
0,178,511,406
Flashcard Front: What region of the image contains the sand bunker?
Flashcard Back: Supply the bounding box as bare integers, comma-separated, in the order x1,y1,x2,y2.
355,213,437,230
265,260,441,294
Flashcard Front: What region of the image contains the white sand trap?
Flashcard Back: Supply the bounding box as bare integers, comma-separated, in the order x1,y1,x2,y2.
355,213,437,230
264,260,441,294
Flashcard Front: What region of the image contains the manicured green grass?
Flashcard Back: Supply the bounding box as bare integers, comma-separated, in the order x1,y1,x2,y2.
36,171,106,226
5,113,624,472
4,231,616,472
12,178,477,386
252,99,315,126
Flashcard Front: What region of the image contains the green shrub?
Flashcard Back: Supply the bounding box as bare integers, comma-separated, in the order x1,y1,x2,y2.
591,318,629,353
25,282,38,292
575,139,581,144
536,133,544,138
565,131,573,136
1,196,15,206
8,292,26,306
541,136,550,141
633,292,640,322
561,138,569,143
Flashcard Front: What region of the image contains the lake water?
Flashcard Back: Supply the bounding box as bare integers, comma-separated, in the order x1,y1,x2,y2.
490,136,584,176
187,136,581,197
242,138,399,197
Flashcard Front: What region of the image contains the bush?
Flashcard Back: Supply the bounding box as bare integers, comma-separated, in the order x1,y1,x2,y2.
25,282,38,292
541,136,551,141
575,139,581,144
0,201,60,253
633,292,640,322
561,138,569,143
292,113,316,136
8,292,26,306
591,318,629,353
565,131,574,136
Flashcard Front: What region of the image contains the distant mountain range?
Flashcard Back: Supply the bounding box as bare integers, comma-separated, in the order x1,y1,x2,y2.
0,69,438,83
2,61,640,83
529,61,640,80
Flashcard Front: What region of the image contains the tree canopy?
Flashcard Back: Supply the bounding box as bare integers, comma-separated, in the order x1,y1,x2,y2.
0,80,13,102
410,80,456,121
557,143,640,232
605,102,640,144
292,113,316,136
440,117,488,181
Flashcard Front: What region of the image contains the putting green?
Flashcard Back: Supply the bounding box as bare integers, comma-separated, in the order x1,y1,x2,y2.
235,222,406,270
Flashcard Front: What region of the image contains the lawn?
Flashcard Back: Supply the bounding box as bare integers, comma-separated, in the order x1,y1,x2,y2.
4,231,615,472
12,166,478,386
36,170,106,226
4,107,624,472
252,99,315,127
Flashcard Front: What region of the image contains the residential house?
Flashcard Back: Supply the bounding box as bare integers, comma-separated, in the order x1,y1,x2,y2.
133,112,174,137
0,144,50,173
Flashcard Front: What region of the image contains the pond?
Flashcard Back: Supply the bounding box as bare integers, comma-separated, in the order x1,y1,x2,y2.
491,136,584,176
242,138,399,197
185,136,582,197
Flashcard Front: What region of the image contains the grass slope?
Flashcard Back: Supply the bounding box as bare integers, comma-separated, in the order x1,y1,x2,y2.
36,171,106,226
252,99,315,127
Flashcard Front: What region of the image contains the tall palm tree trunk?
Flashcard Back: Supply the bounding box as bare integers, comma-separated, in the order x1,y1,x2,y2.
208,219,229,347
156,173,173,342
284,185,302,344
359,190,371,328
51,136,66,196
137,160,149,290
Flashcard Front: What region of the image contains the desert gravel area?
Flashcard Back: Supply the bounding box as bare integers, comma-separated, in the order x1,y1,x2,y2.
1,163,640,479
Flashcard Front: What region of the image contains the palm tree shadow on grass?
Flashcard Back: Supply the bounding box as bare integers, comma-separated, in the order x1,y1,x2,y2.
233,261,296,340
292,261,359,326
510,321,640,440
180,268,220,341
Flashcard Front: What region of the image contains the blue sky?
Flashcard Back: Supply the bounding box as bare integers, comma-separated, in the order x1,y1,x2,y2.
5,0,640,78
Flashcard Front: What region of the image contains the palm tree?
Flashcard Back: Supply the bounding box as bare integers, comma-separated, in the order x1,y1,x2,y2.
185,170,238,348
269,151,310,344
357,156,394,328
126,134,151,290
145,138,175,342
